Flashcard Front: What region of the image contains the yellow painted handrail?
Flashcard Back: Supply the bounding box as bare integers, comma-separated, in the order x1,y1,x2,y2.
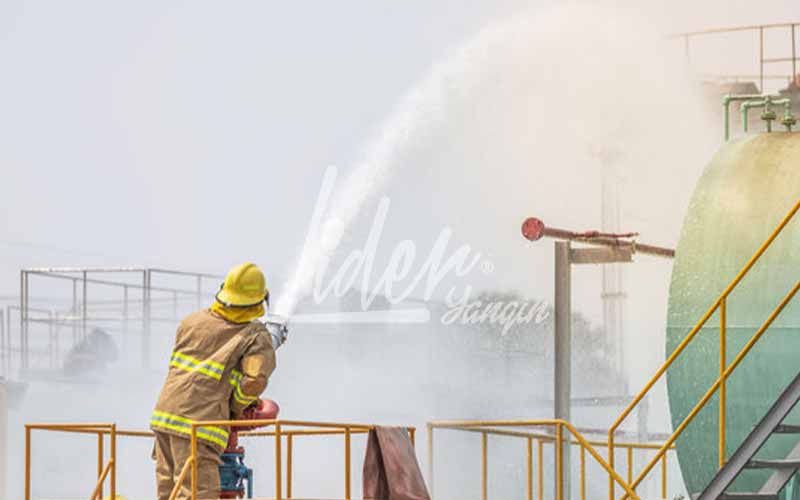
428,419,658,500
607,198,800,500
618,282,799,500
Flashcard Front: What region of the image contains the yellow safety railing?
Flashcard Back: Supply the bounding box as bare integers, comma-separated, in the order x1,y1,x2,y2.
608,198,800,500
25,423,119,500
429,419,671,500
24,419,414,500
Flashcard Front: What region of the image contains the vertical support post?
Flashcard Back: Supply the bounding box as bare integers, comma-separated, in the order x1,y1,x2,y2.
275,423,282,500
97,431,104,500
409,427,416,447
122,285,129,352
345,427,352,500
538,440,544,500
760,27,765,93
427,423,434,498
792,25,797,85
286,434,293,499
719,298,727,468
110,424,117,500
627,446,633,484
556,424,563,500
20,271,28,370
191,426,198,500
661,453,668,499
0,380,6,500
0,310,5,378
196,276,203,311
25,425,30,500
527,437,533,500
72,278,78,346
48,311,54,369
82,271,88,339
554,242,571,500
580,445,586,500
142,270,151,369
637,397,649,499
481,432,488,500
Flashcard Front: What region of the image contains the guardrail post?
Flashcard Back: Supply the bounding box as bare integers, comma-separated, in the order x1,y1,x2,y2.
538,440,544,500
142,270,151,369
191,427,198,500
97,431,104,500
527,437,533,500
345,426,351,500
287,434,293,499
556,423,563,500
0,380,6,500
719,298,727,468
427,423,434,498
24,425,30,500
111,424,116,500
481,431,488,500
275,423,282,500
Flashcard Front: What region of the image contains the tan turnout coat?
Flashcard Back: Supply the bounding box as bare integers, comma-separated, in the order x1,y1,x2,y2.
150,309,276,452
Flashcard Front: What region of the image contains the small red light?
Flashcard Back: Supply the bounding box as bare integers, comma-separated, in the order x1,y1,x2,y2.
521,217,545,241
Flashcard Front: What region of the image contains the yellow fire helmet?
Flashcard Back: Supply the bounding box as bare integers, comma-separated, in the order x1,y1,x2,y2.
215,262,270,308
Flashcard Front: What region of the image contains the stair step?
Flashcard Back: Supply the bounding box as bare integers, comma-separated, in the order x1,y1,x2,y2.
773,424,800,434
721,493,779,500
746,459,800,469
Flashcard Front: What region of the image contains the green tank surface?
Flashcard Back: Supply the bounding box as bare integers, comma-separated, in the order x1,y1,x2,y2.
667,133,800,496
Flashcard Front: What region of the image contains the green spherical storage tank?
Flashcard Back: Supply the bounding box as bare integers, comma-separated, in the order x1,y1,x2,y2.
667,133,800,497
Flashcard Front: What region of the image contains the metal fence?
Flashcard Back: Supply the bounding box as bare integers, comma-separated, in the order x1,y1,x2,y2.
673,21,800,92
4,267,223,377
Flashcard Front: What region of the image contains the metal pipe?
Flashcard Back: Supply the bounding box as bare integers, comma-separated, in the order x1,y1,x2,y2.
527,437,533,500
20,271,27,370
760,27,765,92
191,427,198,500
538,441,544,500
82,270,88,339
627,446,633,484
287,434,293,499
581,446,587,500
556,424,562,500
143,270,151,369
661,453,668,498
793,24,797,83
409,427,415,447
25,426,30,500
88,462,113,500
742,99,766,132
522,218,674,259
110,424,116,500
719,298,727,469
275,423,282,500
481,432,488,500
427,423,434,498
97,432,104,500
722,94,778,141
344,426,351,500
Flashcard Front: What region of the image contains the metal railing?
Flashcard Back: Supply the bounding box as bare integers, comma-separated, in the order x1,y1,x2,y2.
607,198,800,500
25,423,119,500
671,22,800,92
428,420,667,500
13,267,223,373
23,419,415,500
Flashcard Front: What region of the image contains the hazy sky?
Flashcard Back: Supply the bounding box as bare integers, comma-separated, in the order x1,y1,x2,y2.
1,0,797,298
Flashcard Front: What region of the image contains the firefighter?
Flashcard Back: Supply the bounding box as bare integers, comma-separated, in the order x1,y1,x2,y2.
151,262,286,500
